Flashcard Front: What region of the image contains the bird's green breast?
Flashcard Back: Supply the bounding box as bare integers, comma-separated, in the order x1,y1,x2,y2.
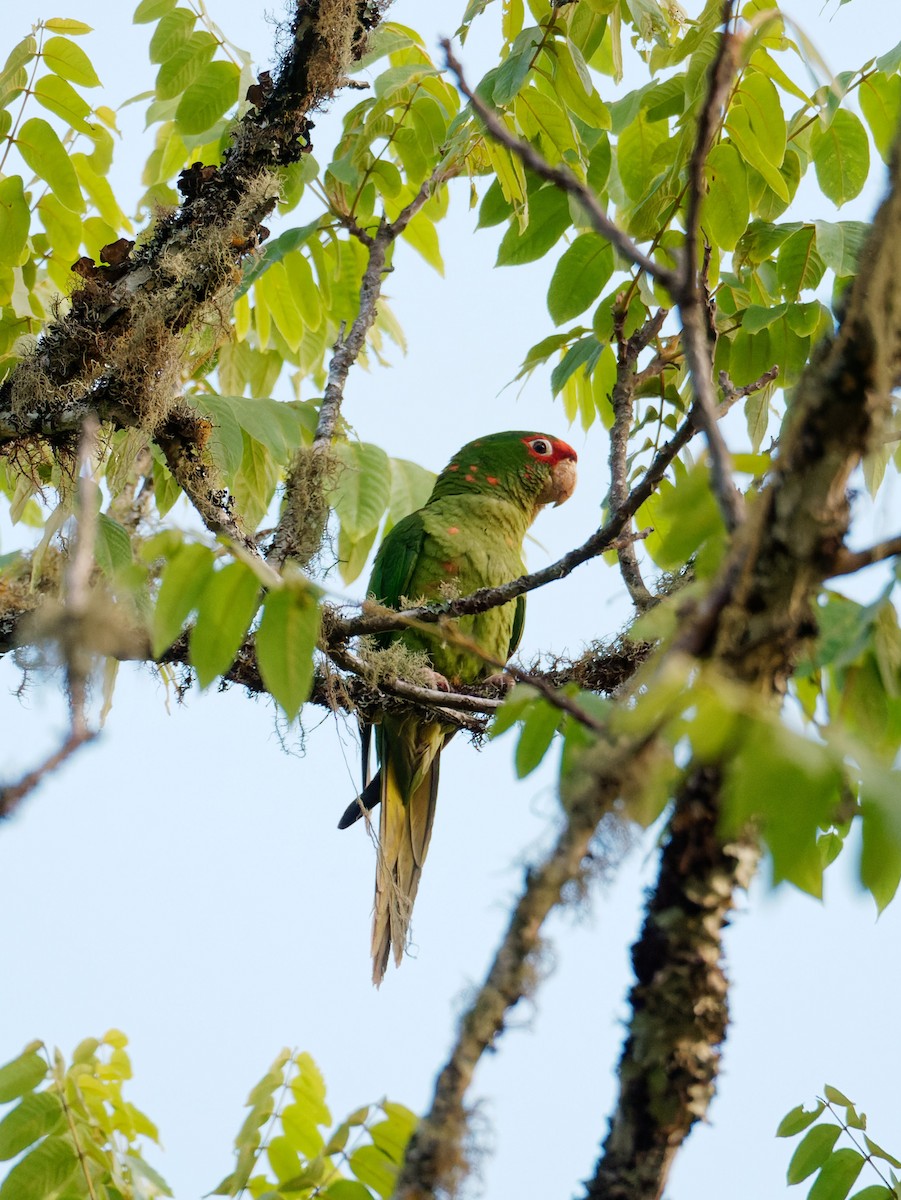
401,495,530,683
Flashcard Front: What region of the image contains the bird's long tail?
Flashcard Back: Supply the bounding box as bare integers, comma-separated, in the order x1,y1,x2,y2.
371,722,443,986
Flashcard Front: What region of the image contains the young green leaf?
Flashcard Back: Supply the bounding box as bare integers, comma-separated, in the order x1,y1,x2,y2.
152,542,215,657
189,561,261,688
0,1050,47,1104
255,585,320,720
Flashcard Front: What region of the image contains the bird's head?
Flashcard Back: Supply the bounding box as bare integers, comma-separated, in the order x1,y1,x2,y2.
431,430,577,517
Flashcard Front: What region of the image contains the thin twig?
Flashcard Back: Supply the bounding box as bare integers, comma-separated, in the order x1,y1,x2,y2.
441,40,679,293
0,729,97,820
608,310,668,612
269,162,455,569
830,534,901,576
678,3,745,532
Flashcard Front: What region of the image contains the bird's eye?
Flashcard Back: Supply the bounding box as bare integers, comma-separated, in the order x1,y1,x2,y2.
529,438,551,456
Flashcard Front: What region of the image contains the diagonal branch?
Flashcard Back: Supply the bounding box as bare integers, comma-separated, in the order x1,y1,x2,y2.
607,309,668,612
678,2,745,532
394,730,650,1200
441,41,679,294
269,161,457,570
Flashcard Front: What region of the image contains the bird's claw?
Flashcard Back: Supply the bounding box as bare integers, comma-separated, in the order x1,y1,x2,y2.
423,669,451,692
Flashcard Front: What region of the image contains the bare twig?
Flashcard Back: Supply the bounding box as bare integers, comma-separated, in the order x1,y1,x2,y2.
0,728,96,821
830,534,901,576
608,311,668,612
441,41,679,294
678,5,745,532
718,364,779,402
269,162,456,569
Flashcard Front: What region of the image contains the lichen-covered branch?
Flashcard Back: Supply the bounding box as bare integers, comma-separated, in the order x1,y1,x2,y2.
0,0,389,548
587,768,758,1200
394,733,650,1200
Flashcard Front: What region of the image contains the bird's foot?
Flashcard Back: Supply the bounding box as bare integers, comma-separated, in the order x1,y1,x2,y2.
422,669,451,692
483,671,516,694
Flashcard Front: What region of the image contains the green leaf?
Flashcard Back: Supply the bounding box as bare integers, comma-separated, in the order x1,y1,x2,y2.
862,1135,901,1170
515,697,561,777
44,18,92,34
811,110,870,207
175,59,240,135
776,1100,826,1138
823,1085,853,1106
42,35,101,87
495,185,571,266
0,1092,63,1161
155,31,217,101
256,584,320,720
704,141,749,251
349,1145,397,1199
152,541,215,657
787,1124,842,1184
321,1182,372,1200
387,458,434,528
330,442,391,541
617,108,668,201
95,514,133,577
550,336,601,396
0,1050,47,1103
725,72,788,202
777,226,825,298
547,234,614,324
0,176,29,269
808,1149,865,1200
491,683,541,737
190,561,261,688
134,0,178,21
492,36,539,105
814,220,869,277
15,118,84,214
859,71,901,162
0,1135,77,1200
125,1153,174,1197
400,211,444,274
233,434,280,529
33,73,92,129
149,7,195,64
859,800,901,914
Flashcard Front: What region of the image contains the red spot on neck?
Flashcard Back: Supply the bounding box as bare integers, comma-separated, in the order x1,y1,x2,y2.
486,475,499,485
447,525,460,535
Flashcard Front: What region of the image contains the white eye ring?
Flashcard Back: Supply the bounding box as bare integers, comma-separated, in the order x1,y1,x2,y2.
530,438,551,455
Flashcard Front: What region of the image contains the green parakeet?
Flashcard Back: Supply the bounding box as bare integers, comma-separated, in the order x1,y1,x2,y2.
338,430,578,985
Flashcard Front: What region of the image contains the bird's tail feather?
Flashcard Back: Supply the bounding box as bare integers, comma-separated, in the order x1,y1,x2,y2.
371,729,441,986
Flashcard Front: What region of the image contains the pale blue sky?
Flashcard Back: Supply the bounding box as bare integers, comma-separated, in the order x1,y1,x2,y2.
1,3,899,1199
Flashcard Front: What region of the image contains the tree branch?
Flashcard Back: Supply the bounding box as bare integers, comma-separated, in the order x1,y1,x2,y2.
395,731,650,1200
678,4,745,532
830,534,901,576
269,162,456,569
608,310,668,612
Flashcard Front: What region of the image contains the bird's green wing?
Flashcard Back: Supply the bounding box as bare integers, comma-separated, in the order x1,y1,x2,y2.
369,510,427,612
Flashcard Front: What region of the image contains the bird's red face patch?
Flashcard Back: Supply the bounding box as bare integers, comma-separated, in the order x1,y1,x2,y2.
522,434,578,465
